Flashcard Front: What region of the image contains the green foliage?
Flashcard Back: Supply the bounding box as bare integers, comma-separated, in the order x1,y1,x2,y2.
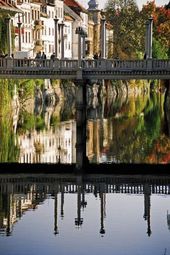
17,111,46,134
35,115,45,131
152,37,168,59
105,0,143,59
17,111,35,134
105,0,170,59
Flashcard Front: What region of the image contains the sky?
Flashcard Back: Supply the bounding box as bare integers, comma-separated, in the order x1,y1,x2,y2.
77,0,169,10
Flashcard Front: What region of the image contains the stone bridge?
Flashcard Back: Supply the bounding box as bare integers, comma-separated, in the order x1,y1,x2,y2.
0,58,170,80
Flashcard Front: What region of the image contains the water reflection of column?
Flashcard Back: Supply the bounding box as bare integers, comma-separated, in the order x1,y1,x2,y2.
6,194,13,236
75,184,83,227
61,190,64,219
75,80,87,170
99,191,105,236
54,193,59,235
143,184,151,236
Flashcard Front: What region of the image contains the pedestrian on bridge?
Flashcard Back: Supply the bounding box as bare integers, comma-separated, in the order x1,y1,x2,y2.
41,52,46,67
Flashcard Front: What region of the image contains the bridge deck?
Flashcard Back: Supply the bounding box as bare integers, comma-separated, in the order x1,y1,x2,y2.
0,58,170,80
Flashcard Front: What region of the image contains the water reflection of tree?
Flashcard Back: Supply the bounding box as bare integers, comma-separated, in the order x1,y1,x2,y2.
0,80,19,162
100,92,165,163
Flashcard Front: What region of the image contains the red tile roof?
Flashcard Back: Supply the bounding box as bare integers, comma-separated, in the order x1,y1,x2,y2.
0,0,22,13
64,15,74,21
64,0,86,13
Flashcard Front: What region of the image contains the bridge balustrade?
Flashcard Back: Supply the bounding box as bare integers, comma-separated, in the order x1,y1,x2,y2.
0,57,170,79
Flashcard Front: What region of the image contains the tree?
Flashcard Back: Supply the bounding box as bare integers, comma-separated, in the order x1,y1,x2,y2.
105,0,144,59
140,1,170,58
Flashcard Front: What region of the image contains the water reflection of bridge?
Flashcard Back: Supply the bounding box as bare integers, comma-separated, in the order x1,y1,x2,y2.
1,174,170,237
1,174,170,195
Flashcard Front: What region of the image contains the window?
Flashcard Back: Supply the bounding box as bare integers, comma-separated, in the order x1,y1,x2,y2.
68,41,71,50
28,32,31,43
25,12,27,23
28,13,30,23
32,10,34,20
25,32,27,43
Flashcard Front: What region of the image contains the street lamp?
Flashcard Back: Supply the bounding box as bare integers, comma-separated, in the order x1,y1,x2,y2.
54,16,59,58
5,14,12,58
17,13,23,51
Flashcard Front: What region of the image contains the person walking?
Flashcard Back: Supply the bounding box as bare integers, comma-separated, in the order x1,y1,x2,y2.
41,52,46,67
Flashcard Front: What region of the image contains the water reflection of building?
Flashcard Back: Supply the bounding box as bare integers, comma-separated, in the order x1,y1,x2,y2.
18,120,76,163
1,175,170,236
87,119,114,163
0,186,42,236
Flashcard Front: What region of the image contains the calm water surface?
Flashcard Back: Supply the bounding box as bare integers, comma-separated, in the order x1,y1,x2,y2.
0,78,170,164
0,175,170,255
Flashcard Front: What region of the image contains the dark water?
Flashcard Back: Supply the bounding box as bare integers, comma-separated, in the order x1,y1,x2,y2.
1,175,170,255
0,78,170,164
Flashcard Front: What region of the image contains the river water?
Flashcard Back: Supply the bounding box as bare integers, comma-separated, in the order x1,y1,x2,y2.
0,79,170,164
0,79,170,254
1,175,170,255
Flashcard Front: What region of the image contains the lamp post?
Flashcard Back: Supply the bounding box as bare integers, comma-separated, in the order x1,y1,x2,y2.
101,11,106,59
145,17,153,59
76,26,84,67
82,30,87,59
148,17,153,59
54,16,59,58
17,14,22,51
60,20,65,59
5,14,12,58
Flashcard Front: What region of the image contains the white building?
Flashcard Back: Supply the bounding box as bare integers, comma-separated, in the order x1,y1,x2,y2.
13,0,34,57
64,15,73,59
64,0,88,59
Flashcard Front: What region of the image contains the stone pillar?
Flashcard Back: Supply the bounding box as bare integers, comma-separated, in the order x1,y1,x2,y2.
101,16,106,59
60,21,65,59
76,27,82,68
54,17,59,58
75,80,87,171
148,17,153,59
82,34,86,59
17,20,22,51
5,15,12,58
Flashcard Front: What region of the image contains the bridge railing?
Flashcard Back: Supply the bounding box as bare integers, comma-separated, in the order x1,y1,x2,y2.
82,59,170,71
0,57,170,72
0,58,79,71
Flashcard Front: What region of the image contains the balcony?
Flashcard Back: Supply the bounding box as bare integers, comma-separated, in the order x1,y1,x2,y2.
35,39,43,46
40,5,48,18
47,0,55,6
